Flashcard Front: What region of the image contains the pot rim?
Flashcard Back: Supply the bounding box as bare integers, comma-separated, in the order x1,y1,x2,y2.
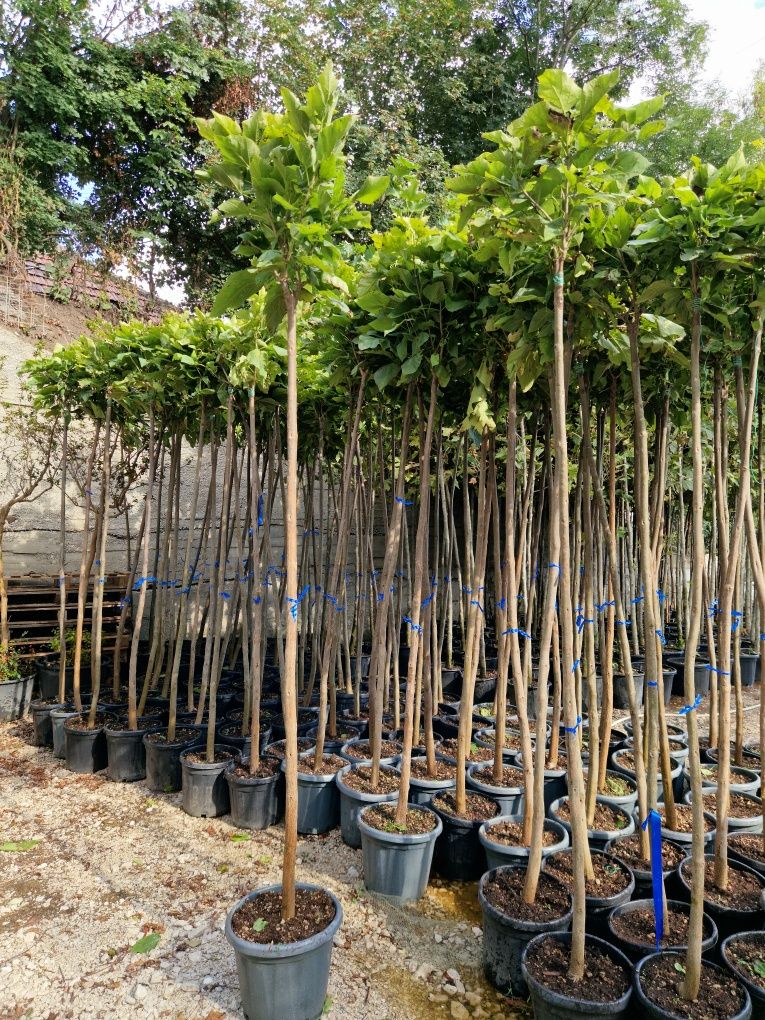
225,882,343,960
634,949,751,1020
357,802,442,846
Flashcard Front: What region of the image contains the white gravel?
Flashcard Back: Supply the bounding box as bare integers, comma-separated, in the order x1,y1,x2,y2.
0,719,523,1020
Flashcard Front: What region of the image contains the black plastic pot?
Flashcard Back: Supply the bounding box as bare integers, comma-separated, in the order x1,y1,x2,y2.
634,951,751,1020
63,714,110,773
105,724,148,782
403,756,457,806
613,671,644,710
225,761,283,830
358,803,442,902
604,834,688,900
336,764,399,848
480,865,572,997
0,673,34,721
51,705,77,757
180,746,233,817
677,854,765,943
143,728,202,792
479,816,569,871
722,932,765,1020
543,849,635,939
431,792,498,881
467,761,524,816
305,724,361,756
36,658,92,700
30,699,61,747
521,932,633,1020
225,882,343,1020
287,757,341,835
740,653,759,688
729,835,765,878
607,897,718,964
548,795,635,852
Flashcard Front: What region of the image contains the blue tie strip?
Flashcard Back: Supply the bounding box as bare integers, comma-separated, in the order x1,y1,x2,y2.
615,619,631,626
679,694,703,715
395,496,413,507
646,680,658,687
655,629,667,646
287,585,311,620
640,809,665,948
470,600,484,614
403,615,422,634
133,576,157,591
656,589,667,605
563,715,581,734
632,595,644,605
571,659,580,672
706,664,730,676
257,494,264,527
497,596,507,610
502,627,531,639
548,563,560,573
596,600,615,612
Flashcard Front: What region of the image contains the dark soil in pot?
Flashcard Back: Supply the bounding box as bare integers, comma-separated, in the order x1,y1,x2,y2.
225,758,283,830
730,833,765,877
700,764,760,794
550,796,635,850
479,865,572,996
607,897,717,963
339,738,402,765
691,790,764,833
431,790,499,880
657,802,716,846
605,833,687,900
708,744,762,768
543,848,634,938
440,738,501,765
635,951,751,1020
722,931,765,1020
264,737,315,759
404,755,457,805
181,746,236,817
480,816,569,871
678,855,765,941
522,931,632,1019
467,762,525,815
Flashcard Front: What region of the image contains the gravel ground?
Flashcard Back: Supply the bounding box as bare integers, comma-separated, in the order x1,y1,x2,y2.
0,719,526,1020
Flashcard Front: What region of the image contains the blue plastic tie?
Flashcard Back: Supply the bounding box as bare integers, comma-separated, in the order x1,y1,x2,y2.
502,627,531,639
403,615,422,634
497,596,507,610
640,809,665,948
656,588,667,605
563,715,581,734
571,659,581,673
395,496,413,507
548,562,560,573
646,680,658,687
470,600,484,614
287,585,310,620
615,619,631,626
679,694,703,716
655,629,667,646
706,664,730,676
257,493,264,527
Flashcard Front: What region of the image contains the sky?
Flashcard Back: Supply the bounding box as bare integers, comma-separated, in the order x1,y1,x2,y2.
689,0,765,97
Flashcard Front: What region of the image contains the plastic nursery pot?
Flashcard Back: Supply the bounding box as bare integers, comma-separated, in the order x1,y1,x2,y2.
479,865,573,998
336,764,399,849
338,738,401,767
656,802,715,850
612,671,644,710
284,756,341,836
634,951,752,1020
685,789,765,835
63,714,111,773
51,705,78,758
740,653,759,688
542,848,635,940
180,745,233,818
606,897,718,964
677,854,765,943
357,803,442,902
225,760,283,830
402,755,457,806
729,834,765,879
30,699,62,747
722,932,765,1020
580,771,638,816
305,724,361,756
516,752,567,813
430,791,499,881
473,727,526,763
467,761,525,816
225,882,343,1020
548,795,635,852
105,723,148,782
521,931,633,1020
479,815,569,873
143,727,204,793
36,659,93,701
604,834,688,901
0,672,35,722
699,764,761,796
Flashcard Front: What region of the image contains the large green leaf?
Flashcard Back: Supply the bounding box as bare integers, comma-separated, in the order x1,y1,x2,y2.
354,175,390,205
212,270,261,315
538,69,582,115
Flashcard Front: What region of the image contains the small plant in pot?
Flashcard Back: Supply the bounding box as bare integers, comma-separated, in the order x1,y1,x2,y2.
721,931,765,1020
204,64,384,1018
0,643,35,722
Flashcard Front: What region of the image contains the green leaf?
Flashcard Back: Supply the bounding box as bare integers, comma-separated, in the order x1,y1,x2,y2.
252,918,268,932
212,270,261,315
538,69,582,115
0,839,39,852
674,961,686,974
373,363,400,390
353,175,390,205
129,933,161,954
230,832,251,843
577,70,620,123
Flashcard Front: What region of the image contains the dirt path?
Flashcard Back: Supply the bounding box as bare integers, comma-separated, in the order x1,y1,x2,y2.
0,720,523,1020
